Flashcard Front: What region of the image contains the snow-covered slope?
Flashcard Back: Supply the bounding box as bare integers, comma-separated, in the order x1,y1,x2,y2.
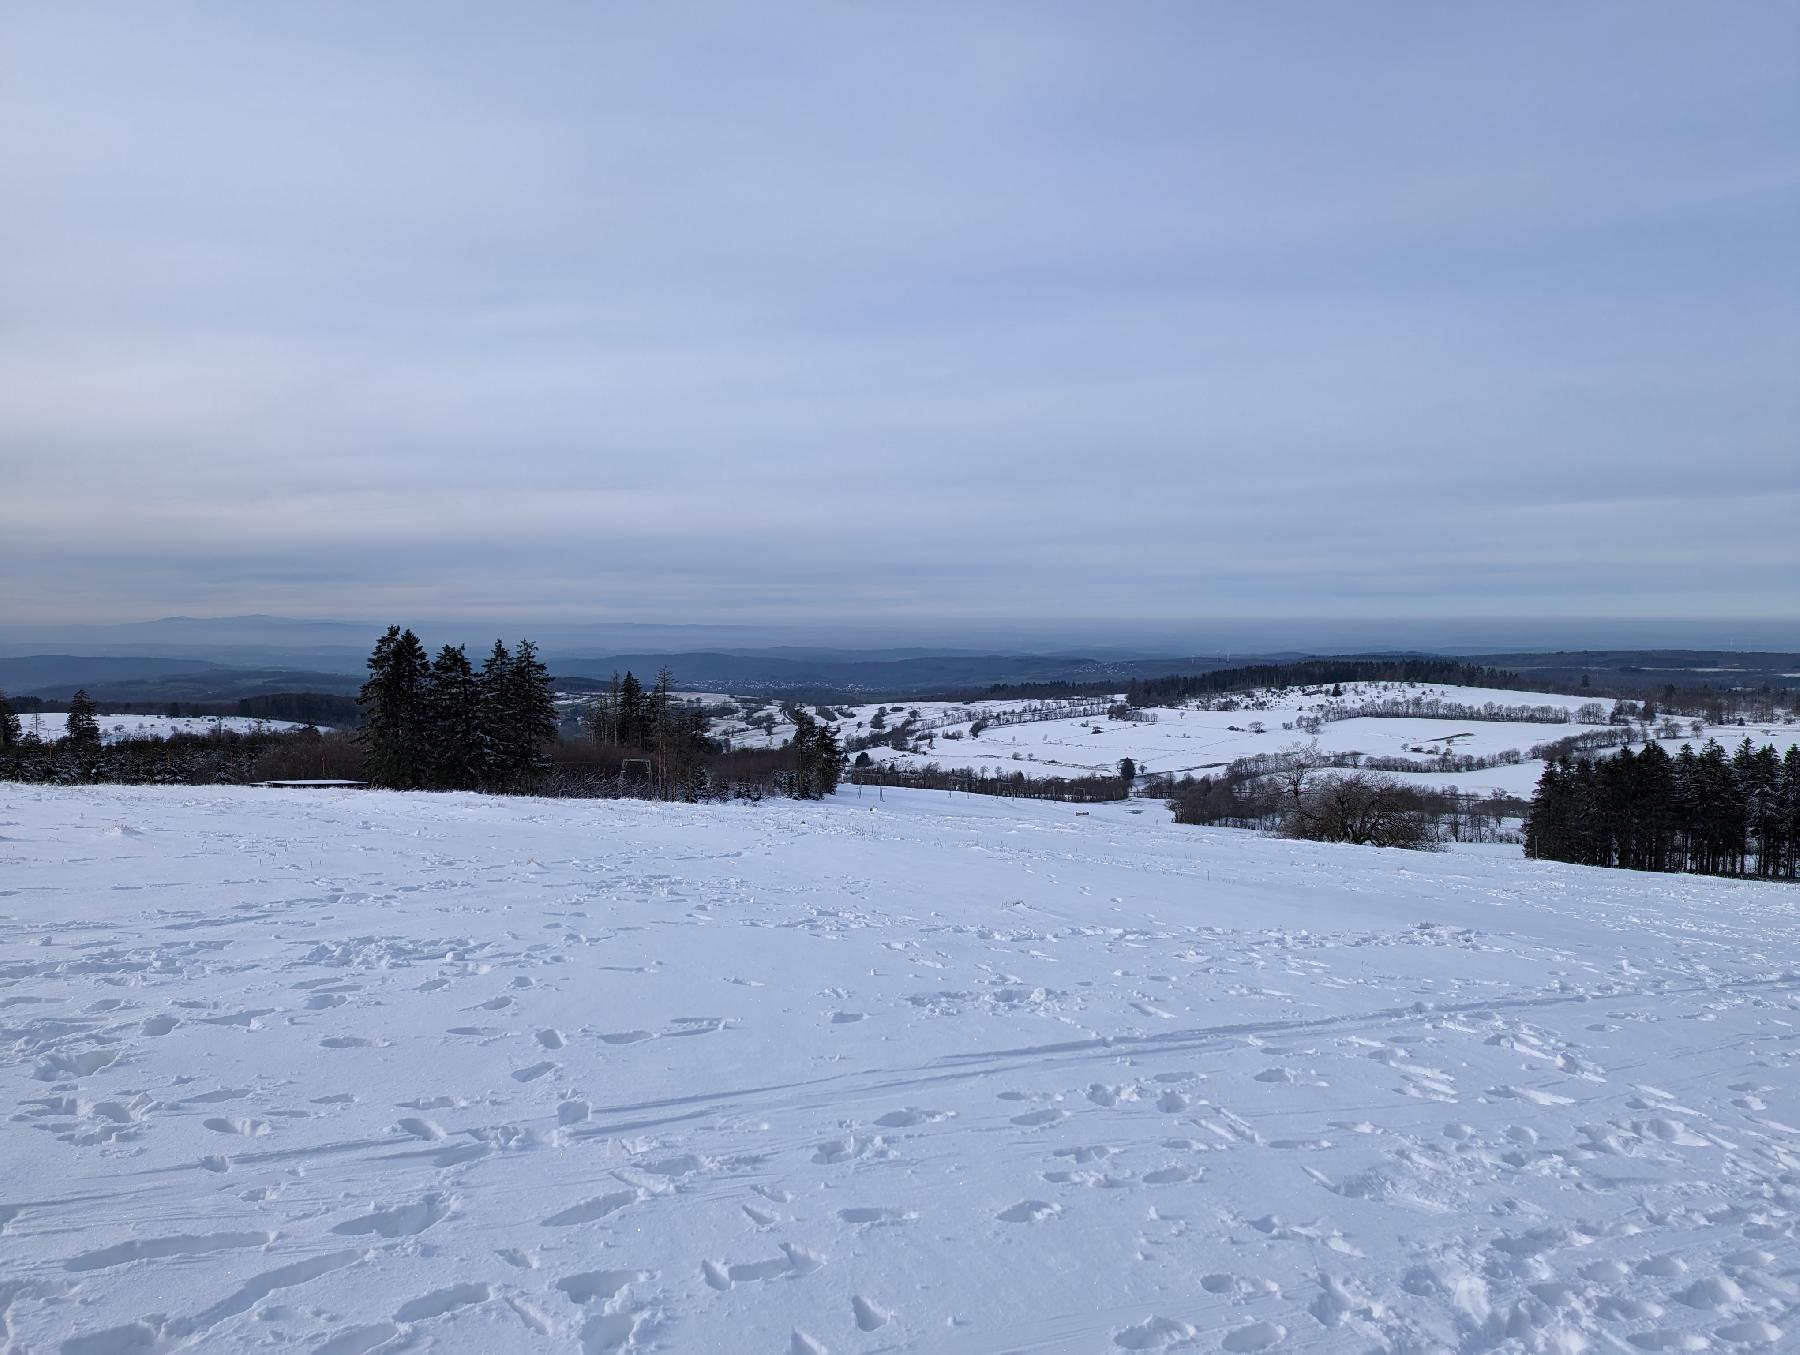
728,683,1792,801
2,785,1796,1353
13,712,308,743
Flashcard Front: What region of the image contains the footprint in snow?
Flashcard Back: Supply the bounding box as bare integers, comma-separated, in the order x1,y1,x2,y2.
333,1193,454,1238
852,1295,893,1331
542,1190,642,1227
1222,1321,1287,1351
202,1116,268,1136
837,1206,915,1226
1113,1316,1196,1349
599,1030,656,1045
873,1107,952,1128
557,1269,648,1306
394,1281,491,1323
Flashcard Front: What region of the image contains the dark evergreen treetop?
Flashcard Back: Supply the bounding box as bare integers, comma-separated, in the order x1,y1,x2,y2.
1526,736,1799,880
357,625,432,789
0,690,20,750
65,689,103,747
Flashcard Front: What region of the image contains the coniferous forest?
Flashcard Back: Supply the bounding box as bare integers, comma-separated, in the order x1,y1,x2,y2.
1526,738,1800,879
0,629,845,802
357,628,843,801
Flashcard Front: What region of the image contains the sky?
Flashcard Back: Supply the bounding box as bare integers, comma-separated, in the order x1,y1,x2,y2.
2,3,1796,634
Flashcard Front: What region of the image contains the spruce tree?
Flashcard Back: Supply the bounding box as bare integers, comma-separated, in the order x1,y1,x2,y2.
787,706,819,798
1778,744,1792,881
0,689,20,751
477,641,514,788
616,671,647,748
501,640,557,790
785,706,842,799
66,689,102,748
357,626,432,788
813,717,843,795
426,644,483,790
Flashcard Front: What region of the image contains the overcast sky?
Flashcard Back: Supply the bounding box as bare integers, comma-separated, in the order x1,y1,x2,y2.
2,3,1795,630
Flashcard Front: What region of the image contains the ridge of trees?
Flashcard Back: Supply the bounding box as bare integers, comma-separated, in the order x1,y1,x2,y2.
357,627,559,791
0,723,362,786
1125,660,1522,708
1147,743,1521,847
847,759,1127,804
1525,738,1800,879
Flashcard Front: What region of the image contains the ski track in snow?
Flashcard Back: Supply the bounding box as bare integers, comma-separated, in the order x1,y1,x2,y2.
1,783,1797,1353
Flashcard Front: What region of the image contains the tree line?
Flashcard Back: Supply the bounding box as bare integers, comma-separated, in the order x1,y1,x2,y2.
1125,659,1523,708
361,629,847,801
0,634,847,803
357,627,559,791
846,758,1127,804
1148,744,1520,848
0,714,361,788
1525,739,1800,879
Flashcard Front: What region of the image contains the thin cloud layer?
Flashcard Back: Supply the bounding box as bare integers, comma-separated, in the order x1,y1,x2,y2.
2,4,1795,624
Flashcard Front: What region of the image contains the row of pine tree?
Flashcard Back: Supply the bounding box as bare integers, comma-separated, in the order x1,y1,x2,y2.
357,627,558,791
1525,738,1800,878
359,629,846,799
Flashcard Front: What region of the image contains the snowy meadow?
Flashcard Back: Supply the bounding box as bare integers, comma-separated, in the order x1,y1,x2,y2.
2,784,1797,1353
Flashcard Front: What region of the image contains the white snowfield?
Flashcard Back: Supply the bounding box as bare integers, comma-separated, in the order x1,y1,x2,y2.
721,683,1791,801
14,713,308,743
3,785,1798,1354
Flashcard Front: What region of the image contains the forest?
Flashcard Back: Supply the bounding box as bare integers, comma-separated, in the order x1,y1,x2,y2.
0,628,846,802
1525,738,1800,879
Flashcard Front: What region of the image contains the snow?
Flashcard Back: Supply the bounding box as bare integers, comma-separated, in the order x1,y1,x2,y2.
3,783,1798,1353
15,712,309,742
717,683,1791,802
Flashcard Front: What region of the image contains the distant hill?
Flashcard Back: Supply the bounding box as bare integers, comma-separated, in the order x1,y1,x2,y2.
1466,650,1800,692
549,651,1146,695
0,655,228,693
19,668,366,703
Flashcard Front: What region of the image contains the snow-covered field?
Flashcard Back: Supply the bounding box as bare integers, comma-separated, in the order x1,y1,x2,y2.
14,713,308,743
715,684,1791,801
4,785,1798,1353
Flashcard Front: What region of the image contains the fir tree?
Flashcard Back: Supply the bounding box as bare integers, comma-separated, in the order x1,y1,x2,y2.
0,689,20,751
501,640,557,789
813,717,843,795
788,706,820,798
426,644,483,790
66,689,102,748
477,639,556,790
1527,736,1799,880
357,626,432,788
786,706,843,799
617,671,647,748
477,641,514,787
